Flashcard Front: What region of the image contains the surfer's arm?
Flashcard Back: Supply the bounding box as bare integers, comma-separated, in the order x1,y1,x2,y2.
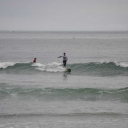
57,56,63,58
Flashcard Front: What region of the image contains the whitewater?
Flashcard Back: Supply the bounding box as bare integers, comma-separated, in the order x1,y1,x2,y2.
0,31,128,128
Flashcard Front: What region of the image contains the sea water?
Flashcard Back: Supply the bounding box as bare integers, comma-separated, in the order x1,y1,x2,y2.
0,31,128,128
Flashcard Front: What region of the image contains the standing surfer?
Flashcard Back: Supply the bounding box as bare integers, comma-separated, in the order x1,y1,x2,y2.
58,53,68,67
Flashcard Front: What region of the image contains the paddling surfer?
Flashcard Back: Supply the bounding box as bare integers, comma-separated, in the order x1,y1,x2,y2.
58,53,68,67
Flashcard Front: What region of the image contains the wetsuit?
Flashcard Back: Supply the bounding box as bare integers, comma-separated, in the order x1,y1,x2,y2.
59,56,68,67
33,58,36,63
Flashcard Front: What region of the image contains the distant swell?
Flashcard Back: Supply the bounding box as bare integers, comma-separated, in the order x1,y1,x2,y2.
0,112,123,118
0,61,128,76
0,86,128,102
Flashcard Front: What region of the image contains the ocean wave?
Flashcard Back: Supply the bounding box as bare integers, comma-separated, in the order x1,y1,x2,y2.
0,62,65,73
0,62,16,69
0,86,128,102
0,61,128,76
69,61,128,76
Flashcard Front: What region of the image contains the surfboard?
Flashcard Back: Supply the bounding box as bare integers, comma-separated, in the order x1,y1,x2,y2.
66,67,71,72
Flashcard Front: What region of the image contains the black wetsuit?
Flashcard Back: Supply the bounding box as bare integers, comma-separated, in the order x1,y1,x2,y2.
63,60,66,67
59,56,68,67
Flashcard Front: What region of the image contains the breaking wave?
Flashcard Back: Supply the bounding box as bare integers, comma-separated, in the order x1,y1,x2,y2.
0,61,128,76
0,62,65,73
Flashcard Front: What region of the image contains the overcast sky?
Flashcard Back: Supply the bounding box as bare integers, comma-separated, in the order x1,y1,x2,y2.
0,0,128,31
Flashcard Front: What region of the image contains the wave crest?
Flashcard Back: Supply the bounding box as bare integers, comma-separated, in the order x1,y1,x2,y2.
0,62,65,73
0,61,128,76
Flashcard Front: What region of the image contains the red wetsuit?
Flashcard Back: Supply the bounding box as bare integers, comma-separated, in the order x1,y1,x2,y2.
33,58,36,63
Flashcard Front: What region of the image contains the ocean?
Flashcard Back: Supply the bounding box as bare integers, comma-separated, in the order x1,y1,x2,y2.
0,31,128,128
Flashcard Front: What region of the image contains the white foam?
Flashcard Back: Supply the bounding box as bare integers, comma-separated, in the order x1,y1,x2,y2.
115,62,128,68
36,67,46,71
32,63,45,67
100,60,111,64
99,60,128,68
46,66,65,72
35,62,65,72
47,62,62,66
0,62,16,69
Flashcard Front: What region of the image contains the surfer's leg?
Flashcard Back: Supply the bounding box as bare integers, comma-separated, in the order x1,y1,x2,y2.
63,60,66,67
65,61,67,67
63,60,65,67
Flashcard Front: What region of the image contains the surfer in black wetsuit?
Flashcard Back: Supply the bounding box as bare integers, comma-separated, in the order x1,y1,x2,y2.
58,53,68,67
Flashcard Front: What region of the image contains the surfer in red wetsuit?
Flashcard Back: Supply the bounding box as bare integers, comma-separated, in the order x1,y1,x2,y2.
33,58,36,63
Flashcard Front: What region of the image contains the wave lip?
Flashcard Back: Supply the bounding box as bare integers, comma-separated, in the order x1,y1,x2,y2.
0,62,16,69
0,62,35,74
115,62,128,68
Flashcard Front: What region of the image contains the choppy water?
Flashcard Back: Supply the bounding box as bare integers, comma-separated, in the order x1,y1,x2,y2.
0,31,128,128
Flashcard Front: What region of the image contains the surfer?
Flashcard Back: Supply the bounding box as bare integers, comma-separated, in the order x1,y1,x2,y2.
58,53,68,67
33,58,36,63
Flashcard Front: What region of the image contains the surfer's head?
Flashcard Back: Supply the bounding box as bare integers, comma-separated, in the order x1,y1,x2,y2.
63,53,66,56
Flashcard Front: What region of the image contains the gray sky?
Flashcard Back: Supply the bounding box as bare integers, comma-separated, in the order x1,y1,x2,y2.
0,0,128,31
